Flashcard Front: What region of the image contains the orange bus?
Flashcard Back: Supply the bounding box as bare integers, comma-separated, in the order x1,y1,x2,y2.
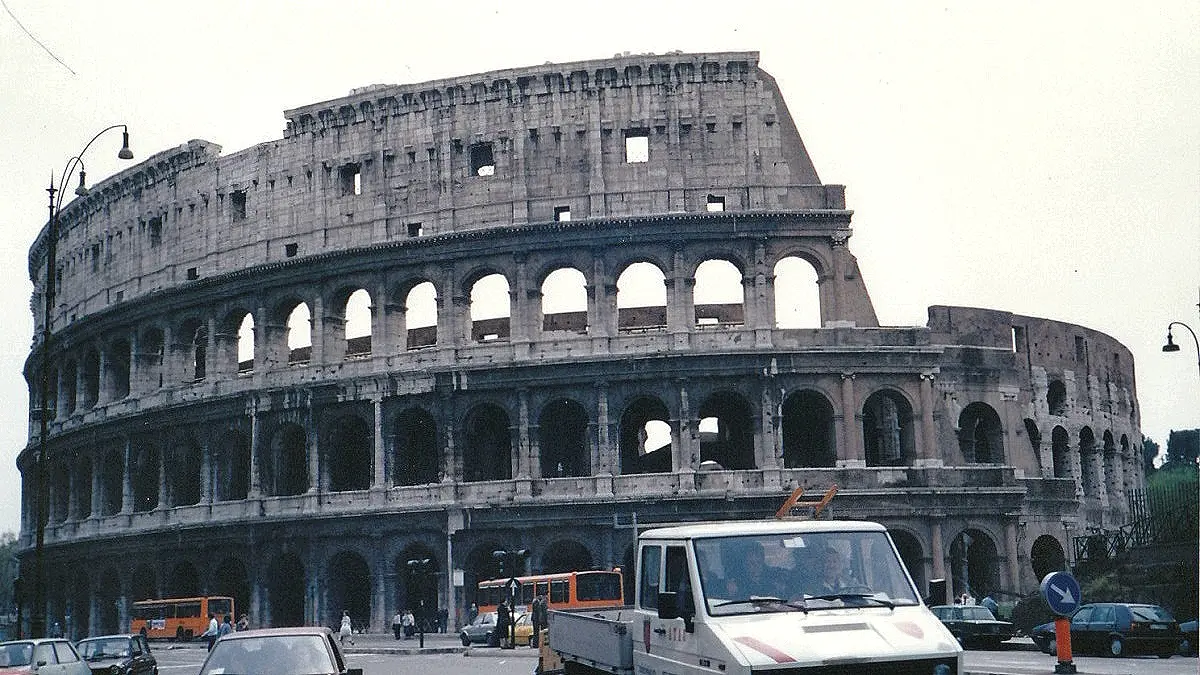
477,569,623,614
130,596,234,641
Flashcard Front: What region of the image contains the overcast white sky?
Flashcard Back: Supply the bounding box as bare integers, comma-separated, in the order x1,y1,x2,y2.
1,1,1196,535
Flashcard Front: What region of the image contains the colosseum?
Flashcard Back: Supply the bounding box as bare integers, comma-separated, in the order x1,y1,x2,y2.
18,51,1144,638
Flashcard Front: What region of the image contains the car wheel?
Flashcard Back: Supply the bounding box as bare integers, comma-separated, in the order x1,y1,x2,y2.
175,625,186,642
460,633,471,647
1108,636,1123,657
1045,639,1057,656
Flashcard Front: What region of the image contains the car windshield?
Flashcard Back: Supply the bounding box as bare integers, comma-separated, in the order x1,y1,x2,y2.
695,530,920,615
0,642,33,667
1131,606,1175,622
77,638,130,660
200,635,335,675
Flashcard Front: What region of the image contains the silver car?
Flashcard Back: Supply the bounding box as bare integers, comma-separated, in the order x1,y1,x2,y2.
0,638,90,674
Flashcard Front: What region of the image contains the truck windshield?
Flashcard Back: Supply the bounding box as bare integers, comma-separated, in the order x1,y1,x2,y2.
694,530,920,615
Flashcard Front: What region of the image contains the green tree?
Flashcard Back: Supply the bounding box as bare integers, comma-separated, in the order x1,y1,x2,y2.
1142,436,1160,476
1163,429,1200,470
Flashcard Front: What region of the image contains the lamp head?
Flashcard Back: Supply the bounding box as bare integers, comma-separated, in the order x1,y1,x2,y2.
1162,331,1180,353
74,170,90,197
118,129,134,160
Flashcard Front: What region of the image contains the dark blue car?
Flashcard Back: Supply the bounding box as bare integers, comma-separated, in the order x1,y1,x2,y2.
1030,602,1180,658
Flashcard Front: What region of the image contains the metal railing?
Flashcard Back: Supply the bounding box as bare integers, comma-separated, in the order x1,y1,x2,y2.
1073,481,1199,564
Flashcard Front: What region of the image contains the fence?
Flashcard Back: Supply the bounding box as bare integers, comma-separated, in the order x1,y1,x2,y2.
1073,480,1198,565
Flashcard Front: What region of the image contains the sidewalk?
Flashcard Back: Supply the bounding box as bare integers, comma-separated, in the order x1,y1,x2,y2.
340,630,540,657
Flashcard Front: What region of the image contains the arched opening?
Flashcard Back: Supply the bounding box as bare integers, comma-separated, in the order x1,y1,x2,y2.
393,408,439,486
62,359,77,414
108,339,131,400
131,441,160,512
1047,380,1067,416
130,565,157,604
213,430,250,502
1024,419,1042,472
773,256,821,328
266,423,308,496
1030,535,1067,581
167,438,202,507
286,303,312,365
958,402,1004,464
616,262,667,331
182,320,207,382
541,267,588,333
267,554,306,627
863,390,915,467
781,390,836,468
326,415,372,492
73,455,92,519
327,551,372,632
95,566,121,634
693,259,744,327
890,530,926,598
541,540,594,574
405,282,438,349
1079,427,1098,498
70,572,90,640
99,447,123,516
236,313,254,373
168,561,199,597
618,397,672,474
212,557,251,626
538,399,589,477
50,462,69,523
1051,426,1071,479
697,391,755,469
949,529,1001,599
463,543,509,609
396,545,440,630
81,349,100,408
470,274,510,342
344,288,372,357
463,404,512,482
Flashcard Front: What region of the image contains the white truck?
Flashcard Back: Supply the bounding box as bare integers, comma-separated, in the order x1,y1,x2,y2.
545,519,962,674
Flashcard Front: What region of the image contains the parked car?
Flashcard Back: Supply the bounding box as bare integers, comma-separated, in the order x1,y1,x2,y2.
196,627,362,675
460,611,498,646
929,604,1015,649
1179,620,1197,656
0,638,90,674
75,634,157,675
1029,602,1180,658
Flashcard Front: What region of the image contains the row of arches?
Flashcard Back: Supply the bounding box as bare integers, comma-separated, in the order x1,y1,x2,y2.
37,255,823,419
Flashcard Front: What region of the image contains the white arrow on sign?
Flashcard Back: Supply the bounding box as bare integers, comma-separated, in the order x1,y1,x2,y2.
1050,583,1075,605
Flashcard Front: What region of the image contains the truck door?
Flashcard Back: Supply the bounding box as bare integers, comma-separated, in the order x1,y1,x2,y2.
639,544,698,672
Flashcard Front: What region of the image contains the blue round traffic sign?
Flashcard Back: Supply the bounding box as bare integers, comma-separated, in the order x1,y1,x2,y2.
1040,571,1081,616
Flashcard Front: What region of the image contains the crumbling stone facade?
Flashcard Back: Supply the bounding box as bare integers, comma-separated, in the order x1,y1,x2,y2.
18,51,1142,638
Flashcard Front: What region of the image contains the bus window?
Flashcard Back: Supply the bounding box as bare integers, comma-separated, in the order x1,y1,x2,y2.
576,572,622,602
521,582,535,604
550,580,569,604
535,581,549,598
208,597,232,617
176,602,201,619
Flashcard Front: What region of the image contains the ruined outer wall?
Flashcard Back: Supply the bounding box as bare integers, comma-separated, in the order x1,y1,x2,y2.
31,51,848,333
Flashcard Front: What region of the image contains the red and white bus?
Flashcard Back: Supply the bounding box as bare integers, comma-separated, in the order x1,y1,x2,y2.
130,596,234,640
476,569,623,614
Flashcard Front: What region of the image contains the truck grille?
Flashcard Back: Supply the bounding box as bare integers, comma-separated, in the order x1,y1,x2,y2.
755,658,957,675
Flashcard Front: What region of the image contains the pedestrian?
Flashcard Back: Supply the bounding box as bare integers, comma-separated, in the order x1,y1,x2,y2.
402,608,416,639
980,594,999,616
438,606,448,633
236,613,249,632
200,612,220,650
339,610,354,646
531,594,548,648
392,610,403,640
467,602,478,624
218,615,233,640
496,601,511,649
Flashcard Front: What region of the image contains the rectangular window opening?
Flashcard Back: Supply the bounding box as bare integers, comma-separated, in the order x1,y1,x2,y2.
285,242,298,258
340,164,362,196
1012,326,1026,353
186,267,199,280
1074,335,1087,362
470,142,495,176
706,195,725,212
407,222,423,237
625,129,649,163
554,206,571,222
230,191,247,221
148,217,162,247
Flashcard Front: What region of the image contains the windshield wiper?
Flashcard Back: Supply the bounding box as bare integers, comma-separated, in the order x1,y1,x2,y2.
807,593,895,609
713,595,785,608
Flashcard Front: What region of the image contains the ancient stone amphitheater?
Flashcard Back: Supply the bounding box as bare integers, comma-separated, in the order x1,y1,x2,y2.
18,51,1143,638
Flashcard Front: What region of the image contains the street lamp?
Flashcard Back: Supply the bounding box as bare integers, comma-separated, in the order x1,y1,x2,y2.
31,124,133,638
405,558,433,648
1162,321,1200,380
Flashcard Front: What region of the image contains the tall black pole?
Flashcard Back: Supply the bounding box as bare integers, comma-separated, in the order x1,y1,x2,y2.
32,178,58,638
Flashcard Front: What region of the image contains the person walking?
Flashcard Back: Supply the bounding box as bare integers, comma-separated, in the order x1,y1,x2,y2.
236,614,249,632
402,608,416,639
218,615,233,641
392,610,404,640
200,613,220,650
338,610,354,646
467,602,478,624
531,594,548,648
496,601,511,649
438,606,448,633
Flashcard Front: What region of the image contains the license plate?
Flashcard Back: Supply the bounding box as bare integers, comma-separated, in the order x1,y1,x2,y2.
1151,624,1168,630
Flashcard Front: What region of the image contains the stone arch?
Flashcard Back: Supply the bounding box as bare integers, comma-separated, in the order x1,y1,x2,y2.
131,439,160,512
773,255,821,328
107,337,131,400
211,557,251,625
541,539,594,573
95,565,121,634
1079,427,1098,498
958,402,1004,464
1051,426,1071,479
267,553,306,627
692,258,744,327
393,407,439,486
283,301,313,365
540,267,588,334
781,389,836,468
326,414,372,492
949,528,1001,599
81,348,100,408
862,389,915,467
616,261,667,331
463,542,509,608
538,398,589,477
1030,535,1067,581
403,280,438,349
396,544,440,622
463,403,512,482
334,286,373,358
1047,379,1067,416
69,570,90,640
265,422,308,496
212,429,250,502
99,446,123,515
168,560,200,597
166,435,202,507
618,395,673,474
697,390,756,470
468,273,511,342
890,529,926,597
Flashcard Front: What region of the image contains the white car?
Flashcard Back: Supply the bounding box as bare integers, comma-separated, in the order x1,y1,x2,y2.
0,638,90,675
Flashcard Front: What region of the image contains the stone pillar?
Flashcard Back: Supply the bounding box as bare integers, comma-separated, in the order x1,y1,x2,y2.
441,391,459,481
312,294,329,365
157,439,168,510
306,398,319,493
90,450,102,518
838,373,864,467
127,330,141,397
511,255,531,344
917,372,941,467
372,281,391,357
930,519,946,604
516,389,532,479
1004,519,1020,594
595,382,612,475
200,437,213,505
372,395,386,489
372,550,387,632
121,438,133,515
758,375,780,469
248,403,262,498
676,379,695,472
97,347,110,406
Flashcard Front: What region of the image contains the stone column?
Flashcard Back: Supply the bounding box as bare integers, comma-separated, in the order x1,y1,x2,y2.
838,373,864,467
372,395,386,489
917,372,940,467
248,403,262,498
758,375,780,469
516,389,532,479
200,437,213,505
1004,519,1021,594
90,450,102,518
157,439,168,510
595,382,612,475
372,281,391,357
121,437,133,515
306,397,319,493
930,519,946,604
312,294,329,365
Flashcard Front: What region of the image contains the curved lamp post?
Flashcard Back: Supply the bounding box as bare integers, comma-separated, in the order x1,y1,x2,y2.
32,124,132,638
1162,321,1200,380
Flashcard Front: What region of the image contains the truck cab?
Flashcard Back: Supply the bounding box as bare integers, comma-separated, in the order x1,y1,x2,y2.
550,519,961,674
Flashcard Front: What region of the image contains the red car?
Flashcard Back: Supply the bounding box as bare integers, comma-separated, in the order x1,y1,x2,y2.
197,627,362,675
